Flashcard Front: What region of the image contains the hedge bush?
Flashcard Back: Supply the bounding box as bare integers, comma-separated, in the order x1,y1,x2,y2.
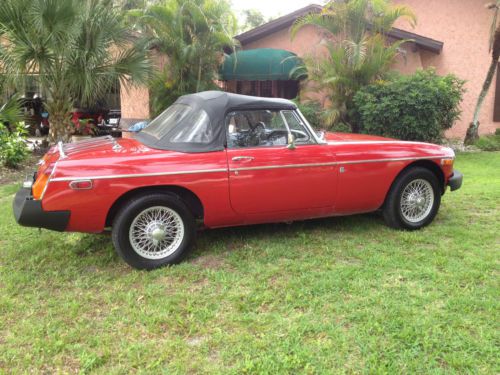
0,122,29,168
353,69,465,143
293,99,323,130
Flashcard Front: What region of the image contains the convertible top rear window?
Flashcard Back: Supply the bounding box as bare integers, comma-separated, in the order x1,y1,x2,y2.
141,104,212,144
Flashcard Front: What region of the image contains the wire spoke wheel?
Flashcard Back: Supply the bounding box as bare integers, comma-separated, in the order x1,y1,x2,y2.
128,206,185,260
400,179,435,223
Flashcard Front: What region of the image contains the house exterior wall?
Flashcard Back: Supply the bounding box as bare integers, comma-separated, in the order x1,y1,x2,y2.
238,1,500,138
120,83,150,120
393,0,499,138
119,51,167,122
244,25,325,58
392,44,424,74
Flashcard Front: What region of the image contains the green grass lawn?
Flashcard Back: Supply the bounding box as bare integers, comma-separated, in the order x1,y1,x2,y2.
0,152,499,374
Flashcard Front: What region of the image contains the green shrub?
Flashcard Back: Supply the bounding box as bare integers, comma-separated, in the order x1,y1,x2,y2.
353,69,465,143
0,122,29,168
474,134,500,151
293,99,323,129
331,122,352,133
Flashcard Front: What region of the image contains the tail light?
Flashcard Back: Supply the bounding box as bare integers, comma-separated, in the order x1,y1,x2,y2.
32,162,56,200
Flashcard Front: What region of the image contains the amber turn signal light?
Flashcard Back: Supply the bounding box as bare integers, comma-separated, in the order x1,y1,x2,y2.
32,163,55,200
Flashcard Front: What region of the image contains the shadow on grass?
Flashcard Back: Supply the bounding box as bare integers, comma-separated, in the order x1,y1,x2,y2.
198,212,381,241
25,212,384,274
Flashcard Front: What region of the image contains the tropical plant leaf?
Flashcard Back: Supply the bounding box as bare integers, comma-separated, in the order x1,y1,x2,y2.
291,0,415,131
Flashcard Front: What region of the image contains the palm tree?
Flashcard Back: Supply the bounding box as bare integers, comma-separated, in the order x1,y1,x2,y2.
128,0,237,116
291,0,415,132
464,1,500,145
0,0,151,142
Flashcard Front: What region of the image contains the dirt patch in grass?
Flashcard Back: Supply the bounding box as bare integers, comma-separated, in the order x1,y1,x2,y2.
0,153,39,185
191,254,226,269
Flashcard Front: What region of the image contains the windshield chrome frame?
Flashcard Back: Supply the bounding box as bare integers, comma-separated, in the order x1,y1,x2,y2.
295,108,327,144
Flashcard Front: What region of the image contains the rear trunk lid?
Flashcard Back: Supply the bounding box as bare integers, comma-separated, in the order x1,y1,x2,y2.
57,136,124,160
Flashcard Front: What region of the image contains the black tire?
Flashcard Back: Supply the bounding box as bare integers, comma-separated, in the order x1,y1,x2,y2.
112,193,196,270
383,167,441,230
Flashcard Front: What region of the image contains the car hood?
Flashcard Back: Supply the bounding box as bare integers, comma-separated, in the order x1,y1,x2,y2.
324,131,455,159
324,132,395,142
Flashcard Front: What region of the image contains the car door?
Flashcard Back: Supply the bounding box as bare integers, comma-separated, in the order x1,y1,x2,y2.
225,109,338,215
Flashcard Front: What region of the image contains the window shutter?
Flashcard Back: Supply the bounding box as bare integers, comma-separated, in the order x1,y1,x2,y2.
493,62,500,122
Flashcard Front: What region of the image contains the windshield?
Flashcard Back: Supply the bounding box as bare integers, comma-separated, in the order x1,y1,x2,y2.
140,104,212,144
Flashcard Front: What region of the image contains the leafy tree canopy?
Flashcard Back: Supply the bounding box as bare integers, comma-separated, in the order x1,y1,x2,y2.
292,0,416,132
128,0,238,116
0,0,152,142
240,9,268,33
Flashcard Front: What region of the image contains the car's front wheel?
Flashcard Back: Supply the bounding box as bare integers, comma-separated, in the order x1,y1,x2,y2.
383,167,441,230
112,193,196,270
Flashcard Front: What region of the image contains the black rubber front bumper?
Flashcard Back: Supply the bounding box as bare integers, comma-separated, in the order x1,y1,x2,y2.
448,170,463,192
13,187,70,231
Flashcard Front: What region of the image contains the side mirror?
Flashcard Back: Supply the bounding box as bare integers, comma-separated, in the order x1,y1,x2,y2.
287,133,296,150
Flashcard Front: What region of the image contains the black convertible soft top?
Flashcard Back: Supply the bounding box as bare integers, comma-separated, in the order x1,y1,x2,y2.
135,91,297,153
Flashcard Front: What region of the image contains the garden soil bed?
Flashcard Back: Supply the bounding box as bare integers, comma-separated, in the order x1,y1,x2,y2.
0,154,40,185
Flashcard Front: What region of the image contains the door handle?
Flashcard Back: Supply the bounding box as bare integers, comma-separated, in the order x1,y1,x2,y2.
232,156,255,161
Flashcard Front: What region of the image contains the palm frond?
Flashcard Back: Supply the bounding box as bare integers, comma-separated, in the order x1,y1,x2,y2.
291,0,416,130
0,95,24,125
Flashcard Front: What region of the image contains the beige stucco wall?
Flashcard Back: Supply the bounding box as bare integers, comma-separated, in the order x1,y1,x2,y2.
392,43,424,74
119,50,168,120
393,0,499,138
120,83,150,119
244,25,325,58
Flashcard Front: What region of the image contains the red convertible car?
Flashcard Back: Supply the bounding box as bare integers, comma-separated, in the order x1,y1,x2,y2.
14,91,463,269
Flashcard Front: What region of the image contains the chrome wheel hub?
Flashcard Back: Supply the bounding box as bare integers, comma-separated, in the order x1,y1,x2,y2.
151,227,166,243
400,179,434,223
129,206,184,260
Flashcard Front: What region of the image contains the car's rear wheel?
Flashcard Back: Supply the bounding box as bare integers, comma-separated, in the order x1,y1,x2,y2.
112,193,196,270
383,167,441,230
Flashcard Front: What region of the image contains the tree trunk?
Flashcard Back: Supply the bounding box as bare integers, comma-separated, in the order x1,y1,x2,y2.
465,57,499,145
45,97,74,143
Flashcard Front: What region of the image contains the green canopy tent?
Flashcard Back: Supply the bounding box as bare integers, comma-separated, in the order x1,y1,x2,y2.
220,48,303,99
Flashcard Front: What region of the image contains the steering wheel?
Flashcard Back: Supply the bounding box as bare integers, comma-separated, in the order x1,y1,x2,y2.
264,129,309,143
263,129,288,145
249,121,266,133
290,129,308,140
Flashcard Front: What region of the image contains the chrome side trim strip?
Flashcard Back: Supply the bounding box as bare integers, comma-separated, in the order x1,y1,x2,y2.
48,156,448,183
50,168,228,182
232,162,338,172
327,140,432,146
336,156,444,165
230,156,447,172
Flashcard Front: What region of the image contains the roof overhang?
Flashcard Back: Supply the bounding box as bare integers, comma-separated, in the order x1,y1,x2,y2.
235,3,443,54
236,4,323,46
385,28,443,54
